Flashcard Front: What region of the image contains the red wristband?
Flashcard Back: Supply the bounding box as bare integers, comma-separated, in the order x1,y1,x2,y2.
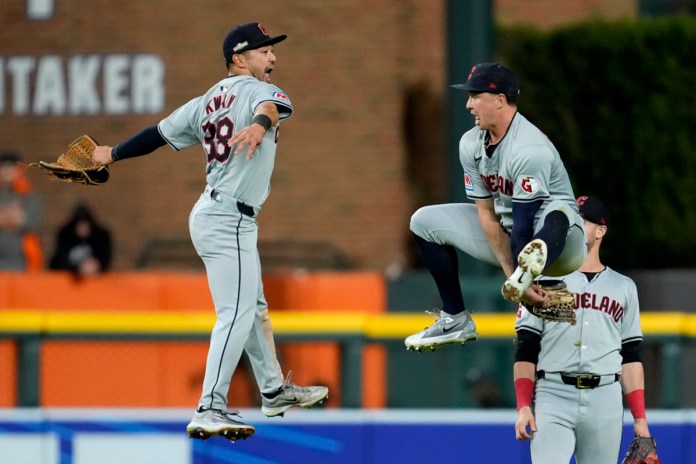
515,378,534,410
626,389,646,419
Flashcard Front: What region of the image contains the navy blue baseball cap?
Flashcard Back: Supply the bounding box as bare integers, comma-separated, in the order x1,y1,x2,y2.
223,22,287,64
577,196,610,226
451,62,520,97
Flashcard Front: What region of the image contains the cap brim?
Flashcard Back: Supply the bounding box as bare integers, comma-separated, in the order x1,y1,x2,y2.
246,34,287,52
450,83,488,93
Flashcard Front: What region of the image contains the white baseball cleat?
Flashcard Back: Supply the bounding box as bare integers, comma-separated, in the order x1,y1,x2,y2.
186,408,255,442
405,310,478,352
262,371,329,417
502,239,548,302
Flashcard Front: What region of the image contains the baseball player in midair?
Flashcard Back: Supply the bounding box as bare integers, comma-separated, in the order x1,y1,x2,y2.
514,196,654,463
406,63,586,351
92,22,328,441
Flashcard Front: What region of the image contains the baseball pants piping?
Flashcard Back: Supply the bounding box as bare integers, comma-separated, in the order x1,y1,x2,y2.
189,193,282,411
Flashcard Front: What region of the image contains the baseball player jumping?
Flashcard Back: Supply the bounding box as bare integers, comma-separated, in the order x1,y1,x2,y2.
514,196,655,463
405,63,586,351
92,22,328,441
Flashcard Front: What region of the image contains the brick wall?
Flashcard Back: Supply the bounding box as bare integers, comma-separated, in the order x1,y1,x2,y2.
0,0,633,272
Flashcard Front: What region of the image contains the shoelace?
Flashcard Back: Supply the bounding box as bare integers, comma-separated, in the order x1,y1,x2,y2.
279,370,311,394
421,309,444,329
211,409,244,420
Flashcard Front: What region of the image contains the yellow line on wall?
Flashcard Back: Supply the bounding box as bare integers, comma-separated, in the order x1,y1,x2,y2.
0,310,693,338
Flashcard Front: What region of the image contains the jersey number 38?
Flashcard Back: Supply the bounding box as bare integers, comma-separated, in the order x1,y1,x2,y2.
202,118,234,164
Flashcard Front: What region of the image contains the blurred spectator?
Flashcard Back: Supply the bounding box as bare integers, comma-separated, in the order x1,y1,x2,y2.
49,203,112,278
0,151,43,271
466,368,503,408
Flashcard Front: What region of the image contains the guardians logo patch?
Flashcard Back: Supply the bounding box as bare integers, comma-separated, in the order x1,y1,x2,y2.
518,176,539,194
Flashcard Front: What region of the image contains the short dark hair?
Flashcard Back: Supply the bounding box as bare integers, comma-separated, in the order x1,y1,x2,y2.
0,151,20,164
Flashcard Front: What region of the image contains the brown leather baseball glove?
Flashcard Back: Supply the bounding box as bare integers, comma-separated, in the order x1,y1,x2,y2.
31,135,109,185
521,280,577,324
621,436,662,464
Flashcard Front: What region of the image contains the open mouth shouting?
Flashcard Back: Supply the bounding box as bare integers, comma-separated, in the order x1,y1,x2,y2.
264,67,274,83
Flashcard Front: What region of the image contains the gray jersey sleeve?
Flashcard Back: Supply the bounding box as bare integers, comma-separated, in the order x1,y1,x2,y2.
619,275,643,343
515,302,544,335
509,144,554,203
251,85,293,119
158,96,206,150
459,129,491,200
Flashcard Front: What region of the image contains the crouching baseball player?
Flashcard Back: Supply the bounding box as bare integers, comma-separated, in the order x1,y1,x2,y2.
405,63,586,352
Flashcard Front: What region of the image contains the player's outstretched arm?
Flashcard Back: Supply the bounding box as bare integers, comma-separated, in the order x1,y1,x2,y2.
93,126,167,166
93,146,114,166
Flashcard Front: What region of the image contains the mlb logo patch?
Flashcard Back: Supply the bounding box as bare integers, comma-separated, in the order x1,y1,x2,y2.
464,172,474,193
219,85,229,92
273,92,289,102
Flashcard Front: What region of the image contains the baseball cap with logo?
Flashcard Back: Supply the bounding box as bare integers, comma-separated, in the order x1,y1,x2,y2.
577,196,610,226
451,62,520,97
223,22,287,64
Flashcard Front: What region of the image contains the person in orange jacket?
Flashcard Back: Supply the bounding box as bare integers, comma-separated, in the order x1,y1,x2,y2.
0,151,43,271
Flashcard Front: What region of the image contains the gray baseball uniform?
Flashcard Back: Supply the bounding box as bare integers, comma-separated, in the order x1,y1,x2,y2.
515,269,643,463
411,112,586,277
159,75,292,410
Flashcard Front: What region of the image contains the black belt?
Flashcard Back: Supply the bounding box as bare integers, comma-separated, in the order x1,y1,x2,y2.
235,201,255,217
209,188,255,217
537,370,621,389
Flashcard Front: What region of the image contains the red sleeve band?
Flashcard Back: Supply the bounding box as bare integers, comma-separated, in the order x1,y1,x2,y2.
514,378,534,410
626,389,646,419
